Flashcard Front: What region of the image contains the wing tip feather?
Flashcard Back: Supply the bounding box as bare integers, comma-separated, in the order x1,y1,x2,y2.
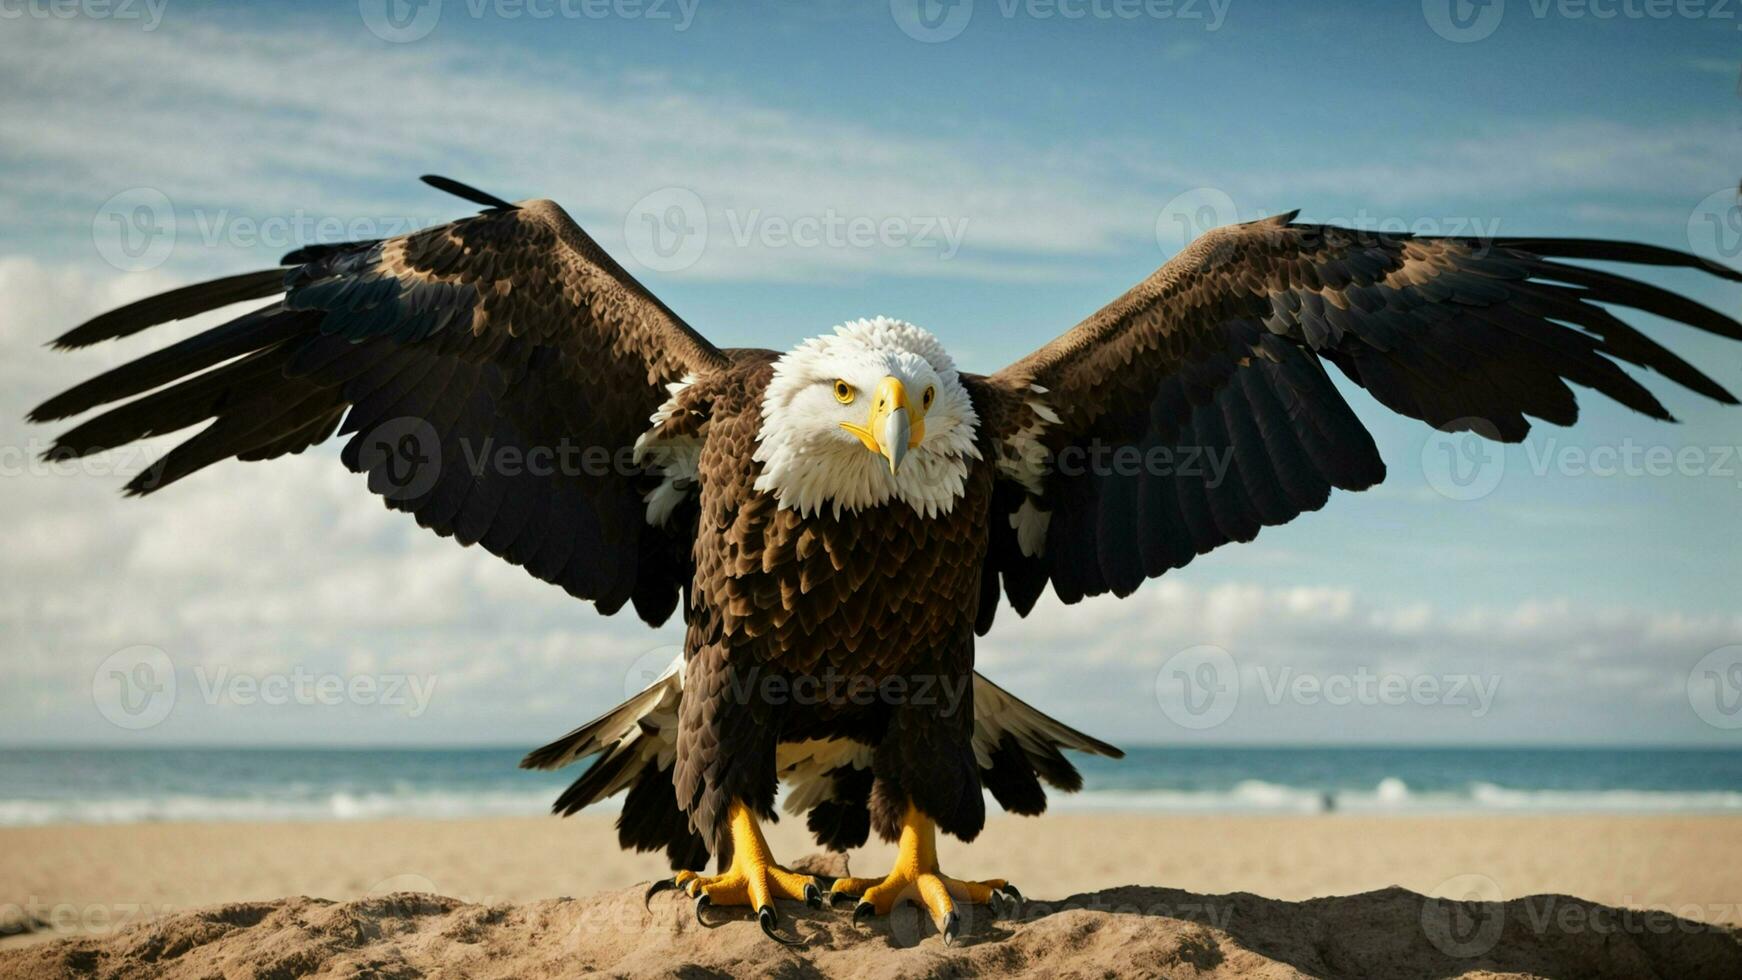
420,174,518,212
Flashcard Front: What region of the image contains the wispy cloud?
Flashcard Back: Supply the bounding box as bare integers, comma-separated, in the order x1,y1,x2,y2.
1218,119,1737,213
1685,57,1738,76
2,17,1733,287
979,581,1742,746
0,18,1154,283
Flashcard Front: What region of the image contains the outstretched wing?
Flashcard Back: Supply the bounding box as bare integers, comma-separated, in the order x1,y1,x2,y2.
974,213,1742,623
30,179,731,624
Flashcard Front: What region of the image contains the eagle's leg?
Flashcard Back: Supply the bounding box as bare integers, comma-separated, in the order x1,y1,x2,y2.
828,801,1018,944
664,799,821,944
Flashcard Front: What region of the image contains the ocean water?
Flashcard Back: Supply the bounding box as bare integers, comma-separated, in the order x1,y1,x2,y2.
1,746,1739,826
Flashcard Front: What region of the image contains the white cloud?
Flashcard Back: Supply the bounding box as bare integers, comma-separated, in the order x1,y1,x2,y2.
976,582,1742,746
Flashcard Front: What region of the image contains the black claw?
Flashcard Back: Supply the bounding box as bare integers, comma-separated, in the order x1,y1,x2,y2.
995,884,1023,917
643,877,677,910
830,890,859,909
759,905,805,947
852,900,876,926
941,910,962,946
694,893,721,929
803,882,824,909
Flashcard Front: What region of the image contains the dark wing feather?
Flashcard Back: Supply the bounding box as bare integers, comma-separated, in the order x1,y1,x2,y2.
978,215,1742,621
31,195,730,623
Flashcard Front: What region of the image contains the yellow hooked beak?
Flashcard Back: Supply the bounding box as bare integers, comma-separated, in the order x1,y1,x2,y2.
840,376,925,474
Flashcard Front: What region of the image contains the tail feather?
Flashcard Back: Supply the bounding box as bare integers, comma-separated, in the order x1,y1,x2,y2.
521,656,681,774
527,665,1122,868
520,655,704,866
971,672,1125,771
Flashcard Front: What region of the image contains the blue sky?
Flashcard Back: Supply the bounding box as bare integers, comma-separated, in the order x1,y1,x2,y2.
1,1,1739,747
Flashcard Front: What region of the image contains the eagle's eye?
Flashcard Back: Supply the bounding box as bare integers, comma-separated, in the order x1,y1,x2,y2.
922,385,936,410
832,380,856,404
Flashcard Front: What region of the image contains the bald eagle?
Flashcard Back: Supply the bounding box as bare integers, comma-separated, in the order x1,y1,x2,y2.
32,176,1742,945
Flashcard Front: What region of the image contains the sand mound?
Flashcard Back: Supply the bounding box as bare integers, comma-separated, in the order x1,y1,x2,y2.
5,876,1738,979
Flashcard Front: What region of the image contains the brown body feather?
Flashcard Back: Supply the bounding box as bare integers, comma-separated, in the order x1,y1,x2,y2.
671,358,996,845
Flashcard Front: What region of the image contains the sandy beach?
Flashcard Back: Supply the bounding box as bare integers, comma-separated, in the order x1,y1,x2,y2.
5,811,1740,950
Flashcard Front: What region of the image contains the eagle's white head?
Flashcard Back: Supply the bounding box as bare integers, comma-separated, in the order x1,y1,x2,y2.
753,316,980,518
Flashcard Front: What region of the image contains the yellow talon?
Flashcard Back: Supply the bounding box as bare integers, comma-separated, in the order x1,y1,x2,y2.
657,800,819,945
828,802,1018,943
